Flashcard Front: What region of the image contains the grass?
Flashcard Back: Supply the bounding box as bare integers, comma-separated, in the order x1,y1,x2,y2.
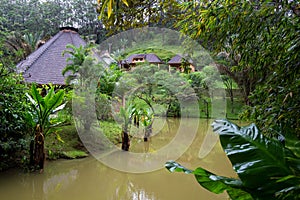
45,121,123,160
61,151,88,159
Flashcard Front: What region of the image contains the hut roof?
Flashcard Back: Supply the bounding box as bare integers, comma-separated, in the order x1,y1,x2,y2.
168,54,194,65
168,55,182,64
16,27,87,85
125,53,164,64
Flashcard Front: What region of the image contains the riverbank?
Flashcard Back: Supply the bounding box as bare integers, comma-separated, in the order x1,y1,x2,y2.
1,112,245,173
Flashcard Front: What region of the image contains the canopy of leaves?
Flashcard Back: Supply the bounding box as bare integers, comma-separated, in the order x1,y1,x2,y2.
97,0,179,35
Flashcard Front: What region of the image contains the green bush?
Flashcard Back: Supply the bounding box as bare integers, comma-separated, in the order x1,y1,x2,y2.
0,65,31,170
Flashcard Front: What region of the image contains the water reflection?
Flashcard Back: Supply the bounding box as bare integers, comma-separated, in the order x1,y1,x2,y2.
0,119,240,200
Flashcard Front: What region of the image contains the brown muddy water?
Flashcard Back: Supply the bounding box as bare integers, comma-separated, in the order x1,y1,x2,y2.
0,119,242,200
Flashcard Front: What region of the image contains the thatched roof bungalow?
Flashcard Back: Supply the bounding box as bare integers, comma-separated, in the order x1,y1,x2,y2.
168,54,195,73
120,53,164,70
16,27,87,85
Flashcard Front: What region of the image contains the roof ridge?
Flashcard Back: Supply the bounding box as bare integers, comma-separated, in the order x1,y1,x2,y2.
17,31,63,73
69,31,75,45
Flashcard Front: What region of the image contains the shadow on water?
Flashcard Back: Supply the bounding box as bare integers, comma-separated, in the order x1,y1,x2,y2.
0,119,241,200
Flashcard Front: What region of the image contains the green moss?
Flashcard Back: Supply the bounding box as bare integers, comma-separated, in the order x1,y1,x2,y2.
61,151,88,159
45,125,88,160
45,121,122,160
99,120,122,144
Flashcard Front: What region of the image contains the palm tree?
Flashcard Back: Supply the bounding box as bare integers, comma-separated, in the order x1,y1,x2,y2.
5,31,44,62
62,44,91,84
5,32,30,61
23,32,44,52
119,104,136,151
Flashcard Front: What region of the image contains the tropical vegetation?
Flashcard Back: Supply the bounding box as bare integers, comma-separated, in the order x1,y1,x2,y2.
97,0,300,138
0,1,298,199
26,84,66,171
97,0,300,199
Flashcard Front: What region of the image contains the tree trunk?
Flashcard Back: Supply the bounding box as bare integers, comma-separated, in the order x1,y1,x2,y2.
34,125,45,173
29,139,34,166
144,124,152,142
83,122,91,130
134,115,139,128
121,129,130,151
229,89,234,113
203,99,209,118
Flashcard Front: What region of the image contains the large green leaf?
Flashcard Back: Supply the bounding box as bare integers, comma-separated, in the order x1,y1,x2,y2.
211,119,294,198
165,161,253,200
45,89,64,112
166,120,300,199
27,85,65,134
42,90,64,128
44,86,55,103
30,84,45,112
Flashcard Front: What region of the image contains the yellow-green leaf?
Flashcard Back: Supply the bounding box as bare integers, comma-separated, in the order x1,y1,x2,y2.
55,132,65,143
108,0,113,18
122,0,129,7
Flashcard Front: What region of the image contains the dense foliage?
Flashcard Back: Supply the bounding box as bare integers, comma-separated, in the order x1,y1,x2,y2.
0,17,30,168
0,0,106,41
0,62,30,170
176,1,300,137
97,0,179,35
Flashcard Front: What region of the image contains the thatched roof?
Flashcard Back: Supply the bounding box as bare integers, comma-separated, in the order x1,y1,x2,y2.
17,27,87,85
125,53,164,64
168,54,194,65
168,55,182,64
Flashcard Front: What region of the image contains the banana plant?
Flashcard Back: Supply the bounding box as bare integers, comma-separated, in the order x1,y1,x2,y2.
139,107,153,142
26,84,66,135
166,119,300,200
119,103,136,151
26,84,65,171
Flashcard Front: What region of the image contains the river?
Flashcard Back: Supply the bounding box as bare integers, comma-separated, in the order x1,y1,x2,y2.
0,118,241,200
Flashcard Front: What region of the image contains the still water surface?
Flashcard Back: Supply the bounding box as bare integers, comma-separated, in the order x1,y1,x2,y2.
0,119,241,200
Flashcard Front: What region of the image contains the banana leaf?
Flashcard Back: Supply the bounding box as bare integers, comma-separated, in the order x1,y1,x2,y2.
165,161,253,200
27,84,65,135
211,119,297,199
165,120,300,200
